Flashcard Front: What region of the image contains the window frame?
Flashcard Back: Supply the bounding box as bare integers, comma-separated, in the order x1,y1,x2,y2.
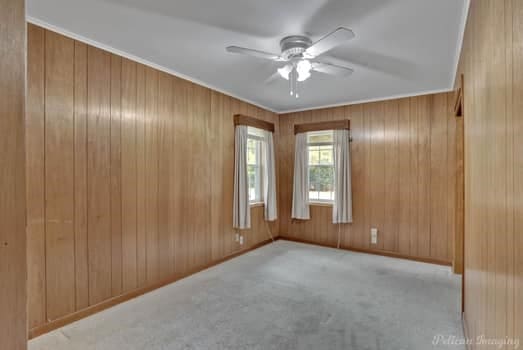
247,128,265,205
306,130,335,205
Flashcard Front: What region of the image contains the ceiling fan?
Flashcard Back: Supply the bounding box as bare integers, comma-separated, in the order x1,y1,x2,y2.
226,27,355,98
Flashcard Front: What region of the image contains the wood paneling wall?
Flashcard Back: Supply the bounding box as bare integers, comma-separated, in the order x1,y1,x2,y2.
0,0,26,348
26,24,279,334
456,0,522,347
278,93,457,264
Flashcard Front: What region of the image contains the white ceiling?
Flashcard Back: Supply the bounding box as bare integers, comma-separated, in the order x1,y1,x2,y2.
27,0,469,113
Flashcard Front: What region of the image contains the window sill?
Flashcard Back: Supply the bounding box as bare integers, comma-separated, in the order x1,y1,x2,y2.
250,202,265,208
309,202,333,207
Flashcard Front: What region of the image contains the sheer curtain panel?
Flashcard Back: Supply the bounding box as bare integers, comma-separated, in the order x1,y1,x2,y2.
233,125,250,229
291,133,310,220
333,129,352,223
263,130,277,221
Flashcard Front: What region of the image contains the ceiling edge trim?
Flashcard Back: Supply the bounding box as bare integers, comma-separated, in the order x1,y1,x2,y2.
278,87,453,115
26,16,279,114
449,0,470,89
27,15,464,116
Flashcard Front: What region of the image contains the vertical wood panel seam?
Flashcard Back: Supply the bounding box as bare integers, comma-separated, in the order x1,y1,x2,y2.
120,58,124,294
136,64,141,286
109,55,113,296
143,67,147,284
85,46,90,306
503,3,508,337
29,26,281,333
395,101,400,252
72,37,77,311
142,65,145,285
157,74,160,280
43,28,48,322
510,0,515,339
445,94,456,261
382,104,386,249
428,97,433,258
144,68,147,284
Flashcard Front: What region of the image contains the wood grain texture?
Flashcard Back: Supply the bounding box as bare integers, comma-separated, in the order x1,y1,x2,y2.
136,63,147,287
450,95,462,275
158,72,174,279
87,46,112,305
121,58,138,292
383,100,399,252
430,93,448,260
27,25,279,335
29,238,275,340
145,67,160,284
416,95,431,258
44,30,76,320
456,0,522,347
74,41,89,311
279,93,457,263
27,24,46,329
110,54,123,297
0,0,26,348
397,98,411,255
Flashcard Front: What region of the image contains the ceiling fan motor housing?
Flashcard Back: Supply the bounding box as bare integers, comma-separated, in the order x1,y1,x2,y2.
280,35,312,60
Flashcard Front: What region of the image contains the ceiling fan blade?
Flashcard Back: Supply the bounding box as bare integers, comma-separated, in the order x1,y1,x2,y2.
264,71,282,85
312,62,354,77
321,49,419,80
226,46,284,61
304,27,355,58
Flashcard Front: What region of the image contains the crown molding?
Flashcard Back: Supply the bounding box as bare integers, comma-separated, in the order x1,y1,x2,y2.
26,16,280,114
27,14,466,116
277,87,453,115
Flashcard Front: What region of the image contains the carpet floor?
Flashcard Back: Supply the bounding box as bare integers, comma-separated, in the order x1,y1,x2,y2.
29,240,464,350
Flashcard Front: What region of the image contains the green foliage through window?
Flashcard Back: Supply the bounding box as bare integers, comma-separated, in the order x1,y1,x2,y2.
247,127,264,202
307,131,335,202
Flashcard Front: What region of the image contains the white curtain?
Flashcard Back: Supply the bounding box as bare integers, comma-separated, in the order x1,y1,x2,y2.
263,131,277,221
291,133,310,220
233,125,250,229
333,129,352,223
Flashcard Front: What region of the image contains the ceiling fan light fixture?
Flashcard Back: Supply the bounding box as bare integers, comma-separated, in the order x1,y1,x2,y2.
297,71,311,82
297,60,312,82
225,27,355,99
278,65,292,80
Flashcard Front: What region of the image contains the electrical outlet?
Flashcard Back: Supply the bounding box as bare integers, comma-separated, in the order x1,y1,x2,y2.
239,235,244,245
370,228,378,244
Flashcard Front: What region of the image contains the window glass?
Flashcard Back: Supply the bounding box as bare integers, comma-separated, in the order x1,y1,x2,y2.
247,127,264,203
307,130,334,202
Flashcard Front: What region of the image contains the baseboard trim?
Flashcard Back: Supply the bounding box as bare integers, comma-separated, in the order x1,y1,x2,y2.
28,238,275,339
278,236,452,266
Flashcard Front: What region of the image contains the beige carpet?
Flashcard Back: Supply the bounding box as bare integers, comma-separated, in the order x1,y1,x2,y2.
30,240,464,350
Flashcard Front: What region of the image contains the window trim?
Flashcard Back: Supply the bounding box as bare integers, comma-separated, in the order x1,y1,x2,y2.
234,114,275,132
294,119,350,134
309,201,333,207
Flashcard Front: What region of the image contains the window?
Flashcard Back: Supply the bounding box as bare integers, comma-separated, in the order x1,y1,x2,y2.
247,127,265,203
307,130,334,203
